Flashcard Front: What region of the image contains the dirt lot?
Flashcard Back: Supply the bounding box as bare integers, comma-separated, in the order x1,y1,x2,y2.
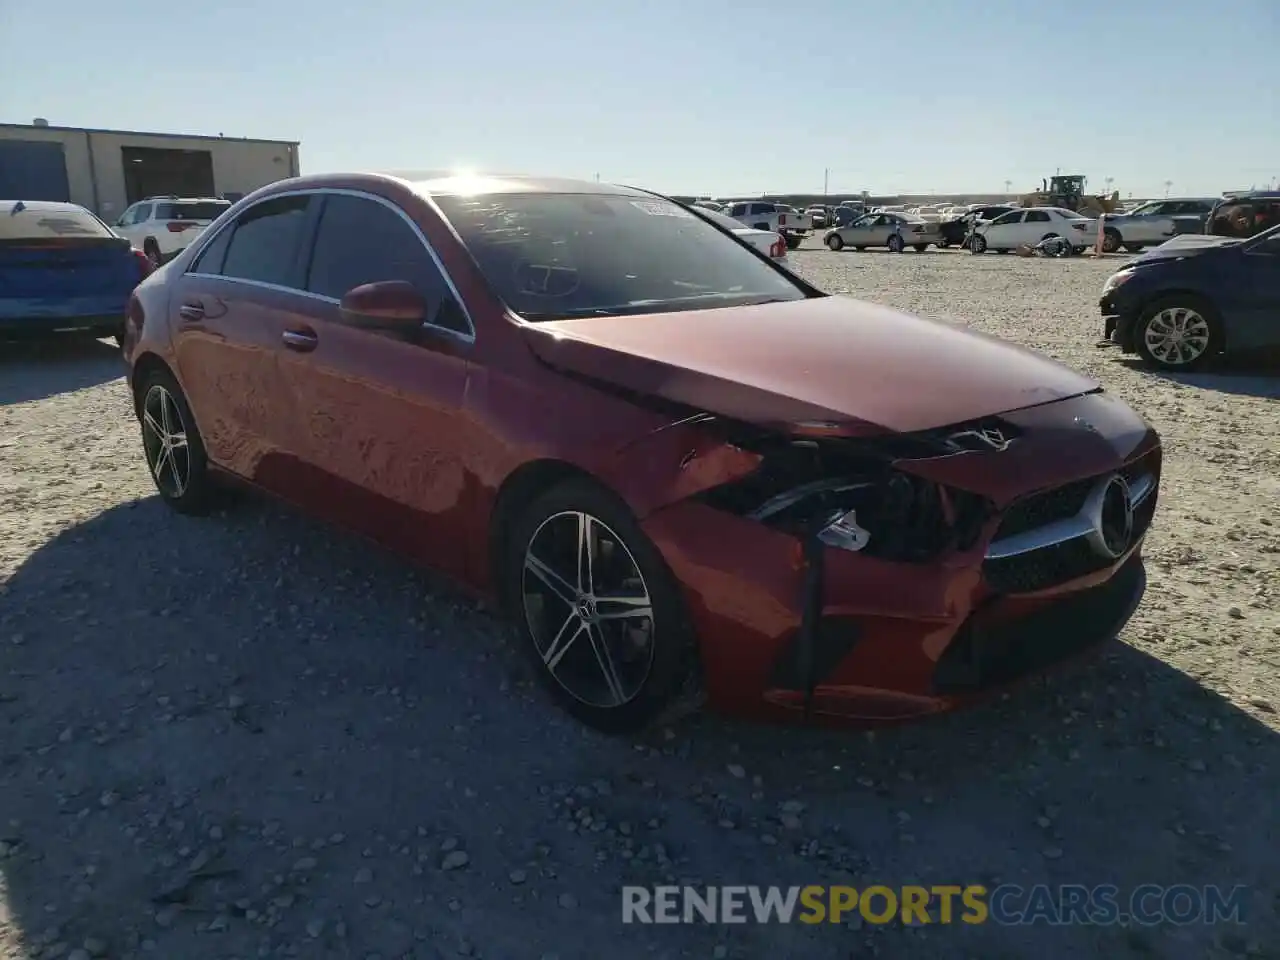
1,246,1278,960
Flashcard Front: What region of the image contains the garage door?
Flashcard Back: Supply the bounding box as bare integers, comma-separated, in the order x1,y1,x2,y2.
0,140,71,201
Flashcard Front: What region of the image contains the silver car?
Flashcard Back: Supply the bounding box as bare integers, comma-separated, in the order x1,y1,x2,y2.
823,212,940,252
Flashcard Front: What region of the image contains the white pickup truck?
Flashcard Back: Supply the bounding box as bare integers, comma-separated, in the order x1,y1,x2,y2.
1098,198,1217,253
723,200,810,249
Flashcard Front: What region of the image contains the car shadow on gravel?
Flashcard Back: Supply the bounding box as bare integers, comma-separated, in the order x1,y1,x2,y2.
1115,357,1280,400
0,495,1277,959
0,338,124,406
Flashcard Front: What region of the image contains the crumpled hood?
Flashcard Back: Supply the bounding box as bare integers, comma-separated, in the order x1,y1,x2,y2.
519,296,1099,435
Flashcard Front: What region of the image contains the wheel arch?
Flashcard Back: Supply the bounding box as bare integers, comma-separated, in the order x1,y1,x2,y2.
129,351,176,417
486,458,602,611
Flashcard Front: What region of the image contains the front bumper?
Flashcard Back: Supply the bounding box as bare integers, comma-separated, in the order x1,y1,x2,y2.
641,406,1161,724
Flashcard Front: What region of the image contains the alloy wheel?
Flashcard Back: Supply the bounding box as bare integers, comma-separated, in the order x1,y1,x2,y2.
521,511,655,709
140,384,191,498
1143,307,1211,366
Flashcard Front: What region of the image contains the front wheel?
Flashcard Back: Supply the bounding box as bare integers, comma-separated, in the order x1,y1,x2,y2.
969,234,987,254
887,234,905,253
913,243,928,252
825,233,844,251
1102,228,1122,254
505,479,700,734
1134,297,1220,371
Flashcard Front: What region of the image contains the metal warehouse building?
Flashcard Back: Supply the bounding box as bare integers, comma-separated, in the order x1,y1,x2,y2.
0,119,300,222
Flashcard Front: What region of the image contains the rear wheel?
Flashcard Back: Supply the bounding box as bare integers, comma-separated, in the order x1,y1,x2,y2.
887,234,905,253
135,366,219,514
504,479,700,734
913,243,928,252
826,233,844,251
1102,228,1123,254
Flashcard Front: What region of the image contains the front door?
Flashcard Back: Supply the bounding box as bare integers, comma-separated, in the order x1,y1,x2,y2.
169,193,314,495
277,191,477,581
1231,234,1280,351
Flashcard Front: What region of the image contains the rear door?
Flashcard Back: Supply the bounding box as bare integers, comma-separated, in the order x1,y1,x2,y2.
276,190,476,580
170,193,314,493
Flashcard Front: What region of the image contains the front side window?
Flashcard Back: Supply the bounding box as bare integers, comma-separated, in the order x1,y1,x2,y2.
219,194,311,286
133,203,154,224
305,194,464,332
992,211,1024,225
434,192,806,321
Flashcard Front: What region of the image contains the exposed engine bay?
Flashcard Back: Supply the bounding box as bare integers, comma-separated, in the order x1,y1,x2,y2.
692,418,1001,562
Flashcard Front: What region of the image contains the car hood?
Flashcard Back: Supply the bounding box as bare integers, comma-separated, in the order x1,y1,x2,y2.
519,297,1098,435
1127,234,1240,265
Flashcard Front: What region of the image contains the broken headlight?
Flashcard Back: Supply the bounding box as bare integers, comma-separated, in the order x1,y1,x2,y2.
696,437,990,562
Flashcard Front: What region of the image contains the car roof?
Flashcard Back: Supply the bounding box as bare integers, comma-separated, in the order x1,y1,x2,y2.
394,172,653,198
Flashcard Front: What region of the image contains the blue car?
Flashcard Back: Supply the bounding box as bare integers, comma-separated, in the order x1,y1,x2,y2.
1098,223,1280,371
0,199,152,343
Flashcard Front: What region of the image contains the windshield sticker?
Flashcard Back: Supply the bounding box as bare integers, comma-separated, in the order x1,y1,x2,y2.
630,200,694,218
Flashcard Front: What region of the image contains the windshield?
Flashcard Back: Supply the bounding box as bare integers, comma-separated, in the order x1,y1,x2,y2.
434,192,805,321
0,201,115,241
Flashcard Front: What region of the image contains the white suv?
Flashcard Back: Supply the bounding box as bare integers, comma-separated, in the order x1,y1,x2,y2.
112,196,232,266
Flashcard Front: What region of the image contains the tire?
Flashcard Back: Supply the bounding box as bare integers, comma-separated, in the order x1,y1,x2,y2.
135,365,219,514
826,233,844,251
1073,246,1088,255
1123,243,1144,253
1041,232,1061,244
969,234,987,254
887,234,905,253
854,246,866,251
913,244,928,252
785,234,803,250
504,479,700,734
1102,228,1122,254
936,240,951,249
1134,296,1221,372
143,239,162,269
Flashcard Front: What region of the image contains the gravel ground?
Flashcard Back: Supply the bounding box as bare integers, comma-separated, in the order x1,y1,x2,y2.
1,245,1278,960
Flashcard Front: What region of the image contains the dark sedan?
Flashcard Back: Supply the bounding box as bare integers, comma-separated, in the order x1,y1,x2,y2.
937,205,1016,248
1099,224,1280,370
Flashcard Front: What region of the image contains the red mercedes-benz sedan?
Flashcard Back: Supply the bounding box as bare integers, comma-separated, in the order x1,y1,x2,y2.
121,172,1161,733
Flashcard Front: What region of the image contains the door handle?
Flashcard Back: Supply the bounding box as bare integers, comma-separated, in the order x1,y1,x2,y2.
282,328,318,352
178,302,205,321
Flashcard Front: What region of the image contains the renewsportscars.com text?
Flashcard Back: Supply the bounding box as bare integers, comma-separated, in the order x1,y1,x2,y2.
621,884,1248,926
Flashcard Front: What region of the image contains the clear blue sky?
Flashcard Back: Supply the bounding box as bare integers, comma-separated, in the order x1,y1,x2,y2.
2,0,1276,198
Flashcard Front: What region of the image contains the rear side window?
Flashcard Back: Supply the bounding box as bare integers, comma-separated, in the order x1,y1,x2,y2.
190,224,234,275
304,194,463,331
1025,210,1051,223
219,195,311,286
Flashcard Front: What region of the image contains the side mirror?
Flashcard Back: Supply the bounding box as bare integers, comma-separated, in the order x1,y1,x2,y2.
338,280,427,332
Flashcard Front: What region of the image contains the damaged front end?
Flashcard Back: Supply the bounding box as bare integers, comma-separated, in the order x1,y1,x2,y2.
683,418,1004,720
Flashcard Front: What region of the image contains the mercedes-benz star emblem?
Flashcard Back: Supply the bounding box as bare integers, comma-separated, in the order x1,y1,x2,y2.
1090,474,1135,559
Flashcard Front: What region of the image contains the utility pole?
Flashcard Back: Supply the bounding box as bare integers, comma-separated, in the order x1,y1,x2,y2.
594,172,600,182
823,168,829,201
1003,178,1012,196
1164,179,1173,198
